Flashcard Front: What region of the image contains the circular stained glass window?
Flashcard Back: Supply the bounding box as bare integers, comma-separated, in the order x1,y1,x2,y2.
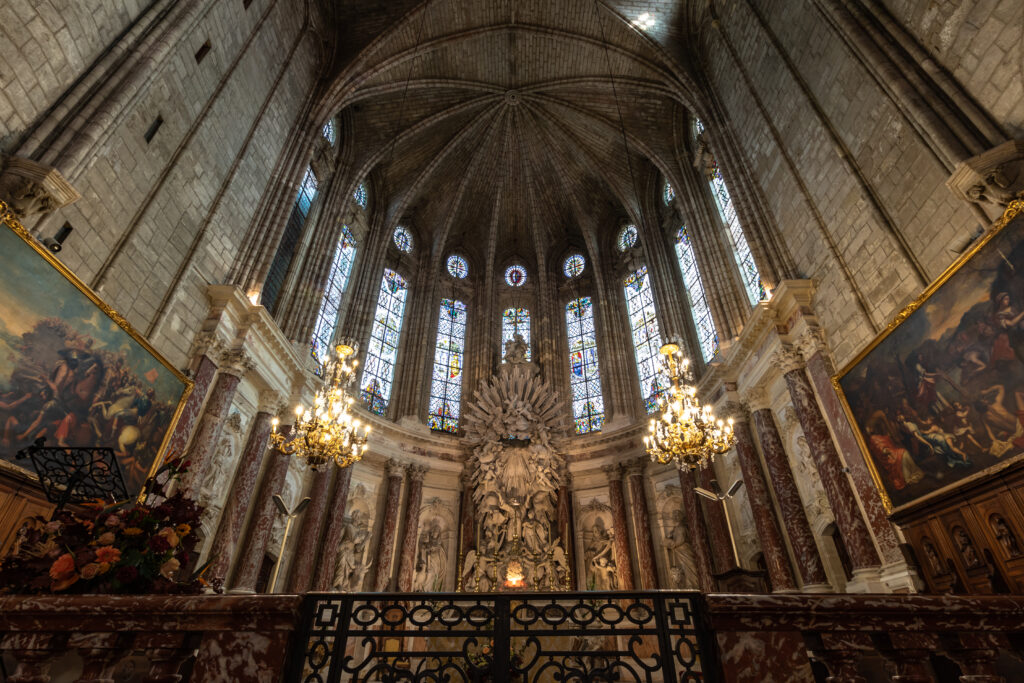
447,254,468,279
505,265,527,287
617,224,638,251
563,254,585,278
393,226,413,253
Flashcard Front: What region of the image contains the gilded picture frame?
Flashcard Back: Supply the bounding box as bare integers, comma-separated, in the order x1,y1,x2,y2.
0,200,192,498
833,195,1024,515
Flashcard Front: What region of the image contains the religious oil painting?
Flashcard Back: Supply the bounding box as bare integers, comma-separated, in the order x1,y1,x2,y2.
0,206,190,496
836,200,1024,514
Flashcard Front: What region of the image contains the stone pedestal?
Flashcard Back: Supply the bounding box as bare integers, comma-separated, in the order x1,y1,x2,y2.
184,349,252,489
699,467,737,574
678,467,714,592
602,465,635,590
371,461,405,592
286,465,334,593
625,460,659,589
397,465,427,592
312,467,353,592
731,407,797,592
749,403,829,590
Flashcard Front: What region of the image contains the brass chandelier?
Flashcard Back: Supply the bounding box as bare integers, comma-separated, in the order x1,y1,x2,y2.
270,343,370,469
644,343,735,470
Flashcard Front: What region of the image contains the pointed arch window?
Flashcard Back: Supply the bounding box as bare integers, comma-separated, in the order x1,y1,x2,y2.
674,226,718,362
360,269,408,415
623,266,669,413
427,299,467,433
311,225,357,363
353,183,367,209
566,296,604,434
322,119,336,145
297,166,319,217
664,181,676,205
501,307,531,361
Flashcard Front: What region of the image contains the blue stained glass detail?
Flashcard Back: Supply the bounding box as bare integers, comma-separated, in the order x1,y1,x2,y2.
360,269,408,415
664,181,675,205
447,255,468,279
617,224,638,251
393,226,413,253
322,119,336,145
310,226,357,364
501,307,531,361
353,183,367,208
623,266,669,413
297,166,318,217
566,296,604,434
563,254,585,278
505,265,527,287
427,298,467,433
674,226,718,362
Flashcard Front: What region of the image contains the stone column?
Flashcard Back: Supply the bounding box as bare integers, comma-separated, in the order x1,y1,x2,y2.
602,464,635,590
728,402,797,592
747,392,830,591
371,460,405,592
556,473,573,587
397,465,427,592
230,426,293,594
165,337,220,458
624,459,659,589
458,470,475,562
286,465,335,593
678,467,714,592
205,392,280,587
311,466,353,592
777,348,882,581
183,348,253,489
699,466,737,574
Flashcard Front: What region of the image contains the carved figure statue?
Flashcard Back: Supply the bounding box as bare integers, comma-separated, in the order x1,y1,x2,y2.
922,539,945,576
503,333,529,364
952,527,981,568
412,518,448,592
590,556,617,590
990,515,1022,558
334,508,372,590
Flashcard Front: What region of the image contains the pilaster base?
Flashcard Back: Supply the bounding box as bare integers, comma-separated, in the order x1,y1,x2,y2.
880,560,924,594
800,582,833,594
844,567,888,594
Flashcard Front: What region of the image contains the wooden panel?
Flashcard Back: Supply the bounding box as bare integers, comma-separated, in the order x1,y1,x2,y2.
0,470,54,557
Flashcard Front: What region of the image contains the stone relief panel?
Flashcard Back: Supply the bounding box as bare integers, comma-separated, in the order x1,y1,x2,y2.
654,484,697,588
333,482,376,591
412,496,456,592
575,497,618,591
780,408,834,532
198,428,241,534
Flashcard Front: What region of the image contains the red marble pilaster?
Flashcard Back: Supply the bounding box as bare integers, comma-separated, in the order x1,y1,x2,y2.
371,461,405,592
602,465,635,590
458,471,475,562
311,467,353,591
183,349,251,489
286,465,334,593
625,460,659,589
206,407,276,587
165,354,217,457
751,406,830,588
780,353,880,570
397,465,426,592
700,466,737,574
678,467,714,592
730,407,796,592
230,426,292,593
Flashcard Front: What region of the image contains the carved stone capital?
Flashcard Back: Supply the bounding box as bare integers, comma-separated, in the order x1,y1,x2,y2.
406,464,428,482
623,457,647,478
742,386,772,413
258,390,285,415
721,401,749,424
772,346,805,375
794,327,827,362
190,330,225,361
224,411,244,435
601,464,623,482
947,140,1024,207
0,157,81,219
218,348,255,377
385,459,404,478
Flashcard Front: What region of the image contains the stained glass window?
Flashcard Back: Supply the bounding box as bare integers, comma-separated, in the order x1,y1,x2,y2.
623,266,669,413
563,254,585,278
353,183,367,208
393,226,413,253
310,226,357,364
566,296,604,434
447,255,468,279
501,307,531,361
674,226,718,362
505,265,527,287
322,119,336,145
297,166,318,217
617,224,638,251
708,158,763,305
664,181,675,205
360,269,408,415
693,116,705,139
427,298,467,433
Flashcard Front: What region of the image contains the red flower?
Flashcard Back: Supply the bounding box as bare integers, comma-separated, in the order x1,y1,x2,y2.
149,535,171,553
48,553,75,580
95,547,121,565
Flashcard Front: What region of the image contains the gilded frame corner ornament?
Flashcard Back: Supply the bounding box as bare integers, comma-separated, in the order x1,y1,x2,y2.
0,199,193,500
832,193,1024,516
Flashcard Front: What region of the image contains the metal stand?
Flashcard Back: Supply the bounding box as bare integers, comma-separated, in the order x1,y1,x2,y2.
268,495,311,592
695,477,744,565
15,437,129,511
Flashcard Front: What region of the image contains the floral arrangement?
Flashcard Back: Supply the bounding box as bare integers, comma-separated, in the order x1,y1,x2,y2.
0,458,211,595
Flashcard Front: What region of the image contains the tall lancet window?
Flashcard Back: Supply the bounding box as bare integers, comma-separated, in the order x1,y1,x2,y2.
674,226,718,362
311,226,357,363
360,269,408,415
296,166,319,217
624,266,668,413
566,296,604,434
695,117,764,306
501,307,531,361
262,165,319,312
427,299,467,433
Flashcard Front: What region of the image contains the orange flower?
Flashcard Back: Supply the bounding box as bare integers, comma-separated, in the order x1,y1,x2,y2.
96,531,116,546
94,546,121,565
123,527,143,536
80,563,102,580
175,523,191,537
48,553,75,580
97,562,112,574
51,573,79,591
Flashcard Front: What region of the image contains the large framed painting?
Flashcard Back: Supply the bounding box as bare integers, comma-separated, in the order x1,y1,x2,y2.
835,197,1024,515
0,201,191,497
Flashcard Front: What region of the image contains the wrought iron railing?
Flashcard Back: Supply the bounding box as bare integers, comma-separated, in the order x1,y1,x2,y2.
282,591,715,683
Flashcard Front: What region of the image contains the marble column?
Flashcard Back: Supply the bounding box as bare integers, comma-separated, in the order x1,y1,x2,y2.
372,461,405,592
183,348,252,489
286,465,335,593
678,467,714,592
699,466,737,574
205,393,280,587
602,464,635,590
230,426,293,593
777,348,881,572
397,465,427,592
748,396,830,590
165,351,218,458
311,466,353,592
625,459,659,589
729,403,796,592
